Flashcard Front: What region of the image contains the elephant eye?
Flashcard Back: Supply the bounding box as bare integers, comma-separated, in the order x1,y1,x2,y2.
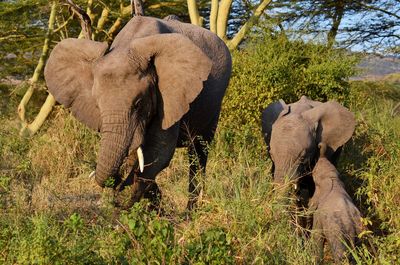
134,98,142,108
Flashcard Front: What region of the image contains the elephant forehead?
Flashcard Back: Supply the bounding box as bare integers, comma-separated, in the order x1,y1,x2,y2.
288,102,314,114
93,51,133,75
313,158,339,179
272,115,313,140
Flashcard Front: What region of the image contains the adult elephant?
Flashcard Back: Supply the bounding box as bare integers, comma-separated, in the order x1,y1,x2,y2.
261,96,355,200
44,16,232,209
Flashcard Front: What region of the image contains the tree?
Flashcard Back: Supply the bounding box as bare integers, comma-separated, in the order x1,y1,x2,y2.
273,0,400,52
187,0,273,49
3,0,189,136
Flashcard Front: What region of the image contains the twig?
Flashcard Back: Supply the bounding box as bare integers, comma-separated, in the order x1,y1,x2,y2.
132,0,144,17
64,0,93,40
115,219,140,249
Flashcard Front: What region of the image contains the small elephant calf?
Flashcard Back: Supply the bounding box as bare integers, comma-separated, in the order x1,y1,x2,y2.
309,143,363,264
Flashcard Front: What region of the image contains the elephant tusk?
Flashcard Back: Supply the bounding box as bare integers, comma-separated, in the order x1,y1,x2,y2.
89,171,96,178
137,147,144,173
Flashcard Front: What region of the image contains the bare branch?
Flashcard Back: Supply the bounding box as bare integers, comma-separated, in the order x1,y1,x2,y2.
18,1,58,136
227,0,272,50
65,0,93,40
357,2,400,20
53,14,74,34
132,0,144,17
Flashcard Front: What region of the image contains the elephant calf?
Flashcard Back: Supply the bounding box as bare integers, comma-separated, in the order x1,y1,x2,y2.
261,96,355,195
261,96,356,228
309,143,363,264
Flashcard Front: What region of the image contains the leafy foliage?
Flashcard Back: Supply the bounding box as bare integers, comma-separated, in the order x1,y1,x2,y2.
185,227,234,264
221,34,359,130
119,201,178,264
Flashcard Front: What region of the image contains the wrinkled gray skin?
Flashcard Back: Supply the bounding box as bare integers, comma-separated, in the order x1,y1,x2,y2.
44,16,232,209
261,96,355,195
310,143,363,264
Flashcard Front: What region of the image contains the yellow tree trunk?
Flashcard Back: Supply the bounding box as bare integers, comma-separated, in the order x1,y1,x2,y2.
216,0,233,40
227,0,272,50
188,0,272,50
210,0,219,33
18,1,57,137
93,7,110,40
187,0,203,26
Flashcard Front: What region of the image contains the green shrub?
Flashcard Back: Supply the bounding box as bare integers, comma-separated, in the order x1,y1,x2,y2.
185,227,234,264
119,201,179,264
221,35,359,130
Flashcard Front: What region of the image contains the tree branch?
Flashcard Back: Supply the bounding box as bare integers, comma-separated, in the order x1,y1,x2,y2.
227,0,272,50
18,1,57,124
132,0,144,16
65,0,93,40
217,0,233,39
53,14,74,33
210,0,219,33
18,1,58,136
20,94,56,137
357,2,400,20
187,0,203,26
93,7,110,40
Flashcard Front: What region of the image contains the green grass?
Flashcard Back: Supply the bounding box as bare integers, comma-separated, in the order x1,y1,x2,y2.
1,77,400,264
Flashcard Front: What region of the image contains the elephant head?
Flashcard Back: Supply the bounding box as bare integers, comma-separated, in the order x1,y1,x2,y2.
261,97,355,184
44,34,212,187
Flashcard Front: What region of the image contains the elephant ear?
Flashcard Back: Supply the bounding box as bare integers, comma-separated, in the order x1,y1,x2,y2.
288,96,322,114
302,101,355,152
129,33,212,129
44,38,109,131
261,99,287,145
298,95,322,108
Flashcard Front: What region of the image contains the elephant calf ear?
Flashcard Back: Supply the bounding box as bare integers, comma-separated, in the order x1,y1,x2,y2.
261,99,286,144
130,33,212,130
44,38,109,131
302,101,356,152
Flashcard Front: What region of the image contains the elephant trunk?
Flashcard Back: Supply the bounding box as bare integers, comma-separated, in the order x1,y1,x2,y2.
95,110,137,188
273,164,300,184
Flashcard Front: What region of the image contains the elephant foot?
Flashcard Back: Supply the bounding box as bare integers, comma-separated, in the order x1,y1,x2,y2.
186,197,198,211
113,176,162,211
143,182,163,213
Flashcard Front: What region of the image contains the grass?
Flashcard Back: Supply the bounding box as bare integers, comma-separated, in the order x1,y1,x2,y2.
0,77,400,264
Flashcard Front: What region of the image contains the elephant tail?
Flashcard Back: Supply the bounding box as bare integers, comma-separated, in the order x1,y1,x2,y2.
318,142,327,158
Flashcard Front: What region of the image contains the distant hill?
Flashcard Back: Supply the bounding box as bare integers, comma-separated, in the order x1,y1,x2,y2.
353,55,400,80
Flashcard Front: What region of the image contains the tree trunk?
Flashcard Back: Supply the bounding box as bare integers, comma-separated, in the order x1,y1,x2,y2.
216,0,233,40
227,0,272,50
20,94,56,137
210,0,219,33
187,0,203,26
327,0,345,48
17,1,57,136
187,0,271,50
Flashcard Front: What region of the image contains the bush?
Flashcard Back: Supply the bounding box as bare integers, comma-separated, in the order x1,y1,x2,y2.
185,227,234,264
119,201,179,264
220,35,359,130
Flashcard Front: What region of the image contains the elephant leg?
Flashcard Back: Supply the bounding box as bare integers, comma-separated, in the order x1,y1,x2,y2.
115,122,179,209
187,137,209,210
311,218,325,264
296,174,315,232
311,233,325,264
